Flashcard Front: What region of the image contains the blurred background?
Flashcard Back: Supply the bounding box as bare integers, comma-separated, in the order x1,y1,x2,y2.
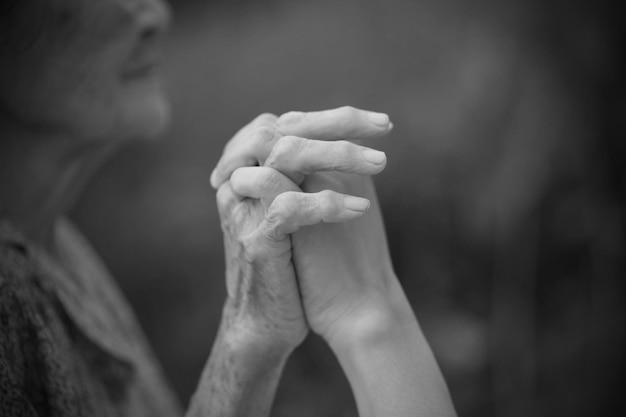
71,0,625,415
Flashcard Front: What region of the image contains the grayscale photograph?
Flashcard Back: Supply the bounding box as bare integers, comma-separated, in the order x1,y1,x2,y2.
0,0,623,416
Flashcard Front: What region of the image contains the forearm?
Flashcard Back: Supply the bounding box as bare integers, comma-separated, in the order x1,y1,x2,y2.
328,282,457,417
186,301,293,417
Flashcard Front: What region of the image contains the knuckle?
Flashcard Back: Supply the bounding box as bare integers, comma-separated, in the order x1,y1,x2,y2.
338,105,358,119
303,173,345,194
276,135,303,153
267,192,292,220
267,136,303,165
336,140,354,156
278,110,304,122
317,189,335,200
331,141,356,170
252,112,278,126
266,192,299,225
240,233,263,263
316,189,337,213
250,125,277,144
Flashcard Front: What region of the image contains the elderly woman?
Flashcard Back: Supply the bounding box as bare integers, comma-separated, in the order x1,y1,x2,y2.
0,0,455,416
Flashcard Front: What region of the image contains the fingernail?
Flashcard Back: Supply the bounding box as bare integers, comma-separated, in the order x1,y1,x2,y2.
363,149,386,165
366,111,389,127
344,196,370,212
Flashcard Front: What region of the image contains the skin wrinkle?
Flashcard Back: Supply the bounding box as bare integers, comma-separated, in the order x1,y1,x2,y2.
297,139,320,175
224,194,303,346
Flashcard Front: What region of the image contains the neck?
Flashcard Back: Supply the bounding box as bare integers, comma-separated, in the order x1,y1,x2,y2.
0,128,117,252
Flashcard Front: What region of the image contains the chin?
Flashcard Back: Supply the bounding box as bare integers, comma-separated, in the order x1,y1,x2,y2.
115,77,172,141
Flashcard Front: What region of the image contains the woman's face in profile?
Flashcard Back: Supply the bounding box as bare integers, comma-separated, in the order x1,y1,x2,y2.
0,0,171,142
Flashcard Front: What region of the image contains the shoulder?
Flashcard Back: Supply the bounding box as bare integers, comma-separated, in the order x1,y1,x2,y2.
0,241,39,318
0,234,52,316
0,217,40,302
0,242,52,350
0,279,73,417
0,267,40,375
0,245,45,415
0,243,81,417
0,236,68,360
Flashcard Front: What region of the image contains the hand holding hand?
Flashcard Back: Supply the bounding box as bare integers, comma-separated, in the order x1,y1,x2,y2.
212,108,455,417
213,107,400,346
268,112,408,344
214,107,392,354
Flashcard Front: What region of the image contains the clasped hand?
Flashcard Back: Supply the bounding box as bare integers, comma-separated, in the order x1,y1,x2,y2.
211,107,407,355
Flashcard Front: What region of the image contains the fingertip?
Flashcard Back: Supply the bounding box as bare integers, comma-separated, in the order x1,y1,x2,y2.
276,111,304,132
362,149,386,165
376,153,388,173
366,111,390,128
253,112,279,126
344,195,371,212
228,166,246,187
342,209,368,222
210,168,221,189
320,194,370,223
360,148,387,174
229,166,265,193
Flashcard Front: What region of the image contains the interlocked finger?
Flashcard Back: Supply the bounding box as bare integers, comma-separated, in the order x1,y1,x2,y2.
276,106,392,141
240,189,371,262
211,107,392,190
230,166,300,209
216,180,244,218
210,114,279,188
264,190,371,238
223,113,278,156
264,136,386,185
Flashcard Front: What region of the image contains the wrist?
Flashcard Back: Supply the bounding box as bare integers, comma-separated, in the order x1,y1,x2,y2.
220,298,302,362
325,279,418,353
324,281,456,417
190,300,298,416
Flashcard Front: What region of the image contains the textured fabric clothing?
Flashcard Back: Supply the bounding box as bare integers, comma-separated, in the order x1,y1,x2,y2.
0,217,183,417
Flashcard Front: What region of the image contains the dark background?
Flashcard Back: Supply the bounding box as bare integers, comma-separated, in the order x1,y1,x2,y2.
71,0,625,415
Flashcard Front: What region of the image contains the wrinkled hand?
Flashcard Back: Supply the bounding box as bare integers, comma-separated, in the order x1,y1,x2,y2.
214,107,392,351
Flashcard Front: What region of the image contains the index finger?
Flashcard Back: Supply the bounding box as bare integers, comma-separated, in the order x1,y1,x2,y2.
276,106,393,141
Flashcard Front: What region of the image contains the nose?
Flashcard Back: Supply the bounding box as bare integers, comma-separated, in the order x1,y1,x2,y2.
136,0,172,38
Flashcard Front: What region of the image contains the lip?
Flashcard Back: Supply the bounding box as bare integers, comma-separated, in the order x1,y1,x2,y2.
121,61,160,80
121,45,163,81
